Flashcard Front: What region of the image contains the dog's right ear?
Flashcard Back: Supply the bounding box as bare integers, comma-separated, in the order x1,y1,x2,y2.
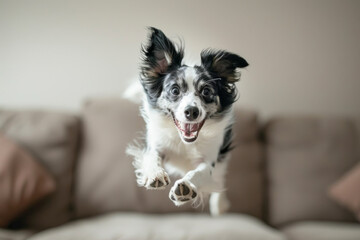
141,27,183,78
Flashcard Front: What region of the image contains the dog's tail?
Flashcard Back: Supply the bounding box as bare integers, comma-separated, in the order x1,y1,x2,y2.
122,80,144,104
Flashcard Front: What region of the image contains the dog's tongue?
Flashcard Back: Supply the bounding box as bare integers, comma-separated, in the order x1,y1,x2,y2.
184,123,198,137
185,124,191,136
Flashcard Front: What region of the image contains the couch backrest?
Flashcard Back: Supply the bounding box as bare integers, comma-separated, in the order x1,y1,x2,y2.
0,109,80,229
265,116,360,226
74,98,265,219
2,102,358,229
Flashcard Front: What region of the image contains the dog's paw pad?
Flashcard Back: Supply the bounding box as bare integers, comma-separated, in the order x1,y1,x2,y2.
149,175,169,188
144,170,170,190
175,182,190,196
169,180,197,205
150,179,163,188
191,191,197,198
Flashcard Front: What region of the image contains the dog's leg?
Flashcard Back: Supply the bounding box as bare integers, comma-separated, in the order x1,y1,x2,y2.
168,162,208,206
141,150,170,189
209,192,230,216
127,145,170,190
169,160,227,207
209,159,230,216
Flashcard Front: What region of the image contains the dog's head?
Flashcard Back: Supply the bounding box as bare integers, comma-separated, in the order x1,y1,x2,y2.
140,27,248,144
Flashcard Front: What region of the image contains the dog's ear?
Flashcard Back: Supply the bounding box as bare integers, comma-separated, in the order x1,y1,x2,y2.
201,49,248,83
201,49,248,110
141,27,183,78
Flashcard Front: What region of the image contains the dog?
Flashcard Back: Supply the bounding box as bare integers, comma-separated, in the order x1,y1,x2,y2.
127,27,248,215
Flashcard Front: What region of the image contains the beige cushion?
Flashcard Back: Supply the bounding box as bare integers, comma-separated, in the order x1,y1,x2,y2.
28,213,285,240
0,109,80,229
266,117,359,226
0,229,34,240
75,99,196,218
329,163,360,220
0,134,56,227
282,221,360,240
226,109,264,219
75,98,264,219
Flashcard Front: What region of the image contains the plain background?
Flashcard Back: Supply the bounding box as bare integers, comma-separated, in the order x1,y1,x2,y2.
0,0,359,119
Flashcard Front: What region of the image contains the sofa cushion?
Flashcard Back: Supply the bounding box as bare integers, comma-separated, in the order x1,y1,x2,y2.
282,221,360,240
75,98,264,219
0,109,80,229
27,213,285,240
225,109,265,219
0,229,34,240
0,134,56,227
265,117,359,226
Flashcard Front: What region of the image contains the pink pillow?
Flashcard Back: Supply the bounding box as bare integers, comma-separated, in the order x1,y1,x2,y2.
329,163,360,221
0,134,56,227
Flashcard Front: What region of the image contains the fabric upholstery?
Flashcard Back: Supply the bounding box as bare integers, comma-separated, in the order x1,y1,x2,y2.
28,213,285,240
329,163,360,221
0,109,80,229
225,109,265,218
0,229,34,240
0,134,56,227
282,221,360,240
265,117,360,226
75,98,264,219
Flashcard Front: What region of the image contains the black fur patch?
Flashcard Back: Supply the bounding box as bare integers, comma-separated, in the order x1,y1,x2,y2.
201,49,248,83
218,125,234,162
163,68,188,102
193,66,236,118
140,27,184,106
200,49,249,116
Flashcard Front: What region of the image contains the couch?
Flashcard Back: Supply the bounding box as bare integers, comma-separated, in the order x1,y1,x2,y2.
0,98,359,240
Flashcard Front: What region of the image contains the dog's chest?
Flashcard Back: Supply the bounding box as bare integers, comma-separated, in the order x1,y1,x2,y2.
162,143,204,174
147,117,207,170
144,104,230,172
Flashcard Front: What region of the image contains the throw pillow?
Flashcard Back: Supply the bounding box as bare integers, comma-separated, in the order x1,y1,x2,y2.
329,163,360,221
0,133,56,227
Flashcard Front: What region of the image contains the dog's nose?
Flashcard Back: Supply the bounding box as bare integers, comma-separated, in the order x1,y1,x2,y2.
184,106,199,121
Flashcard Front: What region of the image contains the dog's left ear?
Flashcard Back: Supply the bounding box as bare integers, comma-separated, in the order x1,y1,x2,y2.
201,49,249,83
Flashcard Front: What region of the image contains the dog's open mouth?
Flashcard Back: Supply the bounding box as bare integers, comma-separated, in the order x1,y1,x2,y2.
171,114,205,143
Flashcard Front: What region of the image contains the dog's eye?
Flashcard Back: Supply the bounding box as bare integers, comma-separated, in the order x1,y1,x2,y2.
201,87,212,97
171,86,180,96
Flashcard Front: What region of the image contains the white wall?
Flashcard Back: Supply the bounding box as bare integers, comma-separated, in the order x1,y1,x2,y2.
1,0,359,119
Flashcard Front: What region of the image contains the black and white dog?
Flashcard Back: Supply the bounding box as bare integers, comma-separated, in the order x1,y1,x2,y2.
127,27,248,215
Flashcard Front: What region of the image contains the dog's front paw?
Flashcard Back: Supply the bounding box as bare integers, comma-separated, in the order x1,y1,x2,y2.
169,179,198,206
138,168,170,190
